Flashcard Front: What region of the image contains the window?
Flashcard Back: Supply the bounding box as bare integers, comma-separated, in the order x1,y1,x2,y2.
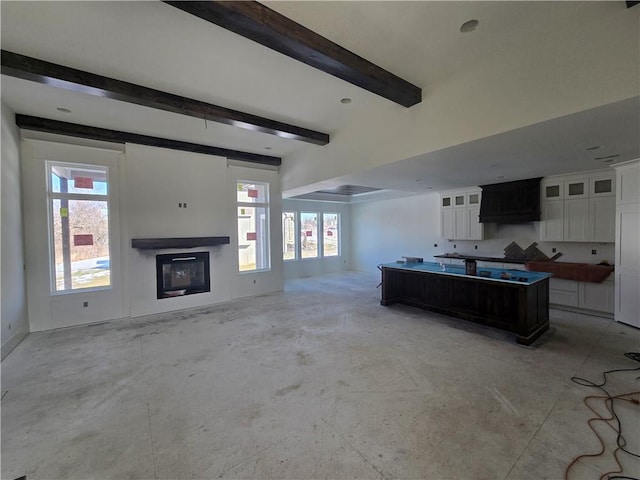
237,181,270,272
47,162,111,293
300,212,318,259
322,213,339,257
282,211,297,261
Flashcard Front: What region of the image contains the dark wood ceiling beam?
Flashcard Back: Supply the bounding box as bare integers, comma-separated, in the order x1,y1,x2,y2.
2,50,328,145
15,114,281,166
163,1,422,108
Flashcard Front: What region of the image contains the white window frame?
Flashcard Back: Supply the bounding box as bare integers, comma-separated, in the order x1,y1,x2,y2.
282,211,297,261
46,160,113,295
299,211,319,260
322,212,341,258
237,180,271,273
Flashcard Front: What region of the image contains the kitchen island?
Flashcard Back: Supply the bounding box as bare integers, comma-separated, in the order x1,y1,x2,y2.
379,262,552,345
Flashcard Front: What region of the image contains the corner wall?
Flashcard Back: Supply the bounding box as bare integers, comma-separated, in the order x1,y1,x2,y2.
1,102,29,358
351,192,615,273
282,199,351,279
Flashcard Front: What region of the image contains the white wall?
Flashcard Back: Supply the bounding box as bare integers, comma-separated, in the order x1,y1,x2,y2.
351,193,442,272
282,199,351,279
351,192,615,273
19,140,283,329
125,145,283,316
281,3,639,195
1,102,29,358
21,140,126,331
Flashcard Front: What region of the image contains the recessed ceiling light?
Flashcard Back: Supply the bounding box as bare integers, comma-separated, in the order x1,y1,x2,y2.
264,146,272,150
340,98,352,104
56,107,72,113
497,175,506,179
460,19,479,33
490,164,497,167
586,145,602,151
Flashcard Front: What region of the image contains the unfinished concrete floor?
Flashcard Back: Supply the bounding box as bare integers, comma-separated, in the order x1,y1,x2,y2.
2,271,639,480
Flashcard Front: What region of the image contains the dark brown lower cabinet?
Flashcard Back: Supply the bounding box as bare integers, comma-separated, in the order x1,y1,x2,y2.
380,267,549,345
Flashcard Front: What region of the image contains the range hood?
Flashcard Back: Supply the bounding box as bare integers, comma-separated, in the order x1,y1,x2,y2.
479,177,542,223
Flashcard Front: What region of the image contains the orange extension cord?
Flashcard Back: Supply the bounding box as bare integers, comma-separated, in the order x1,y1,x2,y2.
564,391,640,480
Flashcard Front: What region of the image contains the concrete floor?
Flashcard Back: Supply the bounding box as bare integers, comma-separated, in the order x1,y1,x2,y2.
2,271,639,480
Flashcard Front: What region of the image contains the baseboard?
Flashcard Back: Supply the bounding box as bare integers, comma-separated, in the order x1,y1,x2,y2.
1,330,29,360
550,304,613,320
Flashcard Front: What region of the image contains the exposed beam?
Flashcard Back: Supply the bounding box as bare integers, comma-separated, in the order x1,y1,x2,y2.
2,50,328,145
164,1,422,108
15,114,281,166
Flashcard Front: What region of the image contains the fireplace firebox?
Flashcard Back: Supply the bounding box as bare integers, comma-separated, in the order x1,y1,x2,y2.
156,252,210,299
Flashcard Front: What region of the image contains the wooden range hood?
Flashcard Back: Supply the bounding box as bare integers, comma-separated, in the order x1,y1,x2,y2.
479,177,542,224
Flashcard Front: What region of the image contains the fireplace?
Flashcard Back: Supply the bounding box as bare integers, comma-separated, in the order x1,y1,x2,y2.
156,252,210,299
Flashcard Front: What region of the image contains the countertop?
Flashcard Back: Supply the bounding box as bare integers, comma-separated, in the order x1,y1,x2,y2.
379,261,552,285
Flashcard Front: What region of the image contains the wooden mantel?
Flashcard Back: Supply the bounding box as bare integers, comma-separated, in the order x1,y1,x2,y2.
131,236,230,249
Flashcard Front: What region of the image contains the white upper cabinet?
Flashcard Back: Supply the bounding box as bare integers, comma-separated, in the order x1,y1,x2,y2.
540,169,615,243
540,200,564,242
564,178,589,199
590,174,615,197
542,180,563,201
440,188,483,240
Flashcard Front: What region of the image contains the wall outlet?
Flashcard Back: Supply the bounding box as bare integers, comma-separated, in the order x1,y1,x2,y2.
83,301,89,307
474,245,478,250
552,247,557,253
453,244,457,249
434,243,438,248
591,249,597,255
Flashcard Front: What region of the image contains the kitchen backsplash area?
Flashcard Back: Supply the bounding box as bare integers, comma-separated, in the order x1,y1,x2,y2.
441,222,615,265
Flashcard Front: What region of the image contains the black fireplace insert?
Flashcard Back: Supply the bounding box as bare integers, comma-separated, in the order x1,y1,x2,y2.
156,251,210,299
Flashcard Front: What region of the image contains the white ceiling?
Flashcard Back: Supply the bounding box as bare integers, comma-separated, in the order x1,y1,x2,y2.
2,1,639,201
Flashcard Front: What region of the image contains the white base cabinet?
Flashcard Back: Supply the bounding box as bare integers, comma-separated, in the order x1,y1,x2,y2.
550,276,614,315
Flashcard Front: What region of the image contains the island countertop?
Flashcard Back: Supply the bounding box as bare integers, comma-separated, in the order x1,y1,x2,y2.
379,261,552,285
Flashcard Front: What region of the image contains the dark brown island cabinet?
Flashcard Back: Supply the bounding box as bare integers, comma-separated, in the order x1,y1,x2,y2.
379,262,552,345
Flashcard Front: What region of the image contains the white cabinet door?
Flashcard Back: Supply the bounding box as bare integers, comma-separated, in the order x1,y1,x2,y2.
564,178,588,199
615,202,640,327
590,174,615,197
467,206,483,240
540,200,564,241
549,278,579,307
454,208,468,239
541,180,563,201
442,208,455,239
617,165,640,204
579,280,614,314
564,198,589,241
589,196,615,242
